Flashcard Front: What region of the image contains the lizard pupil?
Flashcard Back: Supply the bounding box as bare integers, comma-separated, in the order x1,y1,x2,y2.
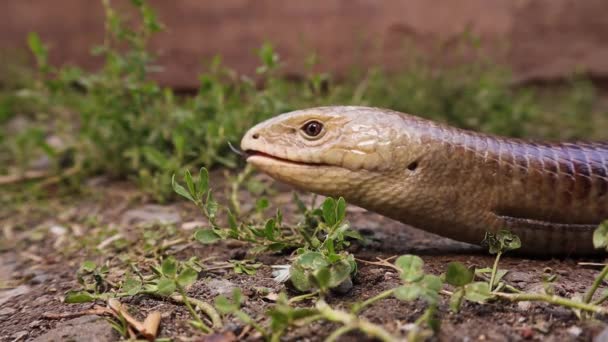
303,121,323,137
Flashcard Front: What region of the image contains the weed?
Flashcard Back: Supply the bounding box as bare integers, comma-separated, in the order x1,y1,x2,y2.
2,0,605,201
173,167,360,294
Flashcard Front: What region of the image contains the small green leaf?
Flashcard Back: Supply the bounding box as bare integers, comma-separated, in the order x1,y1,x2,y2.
232,288,243,305
464,282,493,303
194,229,221,244
449,288,465,312
215,290,242,314
161,257,177,278
205,192,219,219
322,197,337,226
81,260,97,272
65,291,96,303
177,267,198,287
475,268,508,286
121,277,142,296
142,147,170,169
419,275,442,304
328,260,354,288
445,262,475,287
395,255,424,282
336,197,346,223
197,167,209,198
156,277,176,296
394,284,421,301
593,222,608,250
255,198,269,213
227,210,238,231
264,218,276,239
184,169,196,198
172,174,195,202
313,267,331,290
482,230,521,254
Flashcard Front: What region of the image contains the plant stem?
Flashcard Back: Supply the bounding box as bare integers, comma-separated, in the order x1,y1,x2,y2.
593,291,608,305
229,165,251,217
584,264,608,303
407,306,435,341
325,325,355,342
316,300,395,342
489,252,502,291
171,294,222,329
288,291,319,304
175,282,212,333
495,292,608,314
352,289,396,314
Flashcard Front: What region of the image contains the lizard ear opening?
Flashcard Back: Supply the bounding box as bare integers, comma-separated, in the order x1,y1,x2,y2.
407,161,418,171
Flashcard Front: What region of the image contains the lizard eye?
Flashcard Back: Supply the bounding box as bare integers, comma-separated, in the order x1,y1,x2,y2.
301,120,324,138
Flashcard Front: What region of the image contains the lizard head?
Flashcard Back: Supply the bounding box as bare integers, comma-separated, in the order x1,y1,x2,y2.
240,106,416,197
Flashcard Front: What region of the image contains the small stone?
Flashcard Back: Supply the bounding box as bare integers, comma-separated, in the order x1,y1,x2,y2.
384,272,395,281
331,277,353,294
31,315,116,342
29,271,50,285
11,331,28,341
505,271,534,284
121,205,181,226
28,320,42,328
520,326,534,339
206,278,236,296
517,301,532,311
181,220,207,230
0,285,31,306
567,326,582,338
399,323,417,332
594,326,608,342
0,307,16,316
49,225,67,236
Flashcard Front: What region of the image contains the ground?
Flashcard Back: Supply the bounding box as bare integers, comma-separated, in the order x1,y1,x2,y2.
1,173,608,342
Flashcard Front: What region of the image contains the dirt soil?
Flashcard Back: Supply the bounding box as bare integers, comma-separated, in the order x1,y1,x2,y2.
1,174,608,342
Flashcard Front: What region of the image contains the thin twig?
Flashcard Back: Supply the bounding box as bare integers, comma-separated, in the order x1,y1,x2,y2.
42,306,111,319
170,294,222,329
584,264,608,303
495,292,608,314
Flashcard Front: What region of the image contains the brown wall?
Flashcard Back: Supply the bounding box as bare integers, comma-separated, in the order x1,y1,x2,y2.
2,0,608,88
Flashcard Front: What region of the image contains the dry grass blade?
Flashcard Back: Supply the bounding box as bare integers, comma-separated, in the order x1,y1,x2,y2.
142,311,161,339
42,306,112,319
108,298,161,341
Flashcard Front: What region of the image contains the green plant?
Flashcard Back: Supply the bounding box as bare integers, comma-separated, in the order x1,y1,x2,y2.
173,167,361,294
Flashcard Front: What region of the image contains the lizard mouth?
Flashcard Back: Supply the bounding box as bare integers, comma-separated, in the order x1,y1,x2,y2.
245,150,328,167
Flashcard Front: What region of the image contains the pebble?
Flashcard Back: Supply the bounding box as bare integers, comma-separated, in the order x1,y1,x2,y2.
121,204,181,226
181,220,207,230
331,277,353,294
0,307,16,316
594,326,608,342
567,326,582,338
517,301,532,311
31,316,115,342
0,285,31,306
49,225,67,236
206,278,237,296
11,331,28,341
505,271,534,284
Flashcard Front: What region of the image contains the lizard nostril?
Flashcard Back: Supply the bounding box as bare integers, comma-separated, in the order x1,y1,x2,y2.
252,133,259,139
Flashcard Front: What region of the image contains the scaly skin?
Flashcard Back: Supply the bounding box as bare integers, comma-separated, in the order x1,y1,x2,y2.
240,106,608,255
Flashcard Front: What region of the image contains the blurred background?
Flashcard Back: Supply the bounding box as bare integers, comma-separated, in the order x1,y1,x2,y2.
4,3,608,341
1,0,608,201
3,0,608,86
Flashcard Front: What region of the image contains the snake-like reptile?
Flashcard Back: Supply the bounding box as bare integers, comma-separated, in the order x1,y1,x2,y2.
240,106,608,255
